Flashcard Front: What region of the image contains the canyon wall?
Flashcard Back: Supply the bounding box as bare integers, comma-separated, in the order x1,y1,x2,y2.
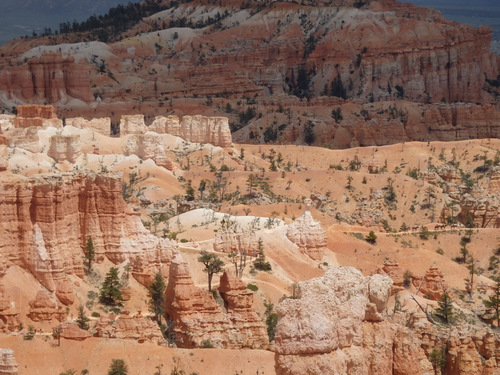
0,172,179,305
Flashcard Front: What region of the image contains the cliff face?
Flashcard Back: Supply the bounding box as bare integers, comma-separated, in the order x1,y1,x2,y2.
0,52,92,104
0,172,178,304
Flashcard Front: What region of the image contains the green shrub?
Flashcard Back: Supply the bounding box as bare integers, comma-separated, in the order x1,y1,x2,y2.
247,283,259,292
200,339,214,348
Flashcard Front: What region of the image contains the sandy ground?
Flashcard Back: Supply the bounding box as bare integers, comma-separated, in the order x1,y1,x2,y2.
0,335,275,375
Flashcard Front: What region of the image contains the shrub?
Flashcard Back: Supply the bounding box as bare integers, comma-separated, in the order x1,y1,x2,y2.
365,231,377,244
108,359,128,375
200,339,214,348
247,283,259,292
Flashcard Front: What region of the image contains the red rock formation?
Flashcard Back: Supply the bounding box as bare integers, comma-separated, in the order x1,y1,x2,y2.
458,193,500,228
286,208,327,261
27,290,66,322
0,52,92,104
0,172,178,305
13,105,61,128
0,349,18,375
165,261,268,349
96,311,163,343
378,259,405,291
58,322,91,341
412,265,448,300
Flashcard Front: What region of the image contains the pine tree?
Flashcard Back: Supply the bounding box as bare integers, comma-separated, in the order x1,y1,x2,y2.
434,291,454,324
465,255,483,297
254,238,272,271
198,251,224,292
99,267,123,306
84,236,95,273
148,271,166,324
76,305,90,330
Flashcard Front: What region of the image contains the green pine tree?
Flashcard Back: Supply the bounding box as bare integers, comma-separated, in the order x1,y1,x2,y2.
148,271,166,324
434,291,455,324
84,236,95,273
76,305,90,330
99,267,123,306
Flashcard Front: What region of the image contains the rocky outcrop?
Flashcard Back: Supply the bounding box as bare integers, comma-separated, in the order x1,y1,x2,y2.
489,167,500,194
47,134,81,163
0,172,179,304
0,349,18,375
0,52,92,104
165,261,268,349
274,266,432,375
286,209,327,261
150,115,232,148
213,227,258,256
13,105,61,128
124,133,173,170
0,283,19,333
408,312,500,375
27,290,66,322
58,322,91,341
65,117,111,136
119,115,147,136
96,311,163,343
121,114,232,148
458,193,500,228
274,266,500,375
352,189,385,227
412,265,448,301
378,259,405,292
